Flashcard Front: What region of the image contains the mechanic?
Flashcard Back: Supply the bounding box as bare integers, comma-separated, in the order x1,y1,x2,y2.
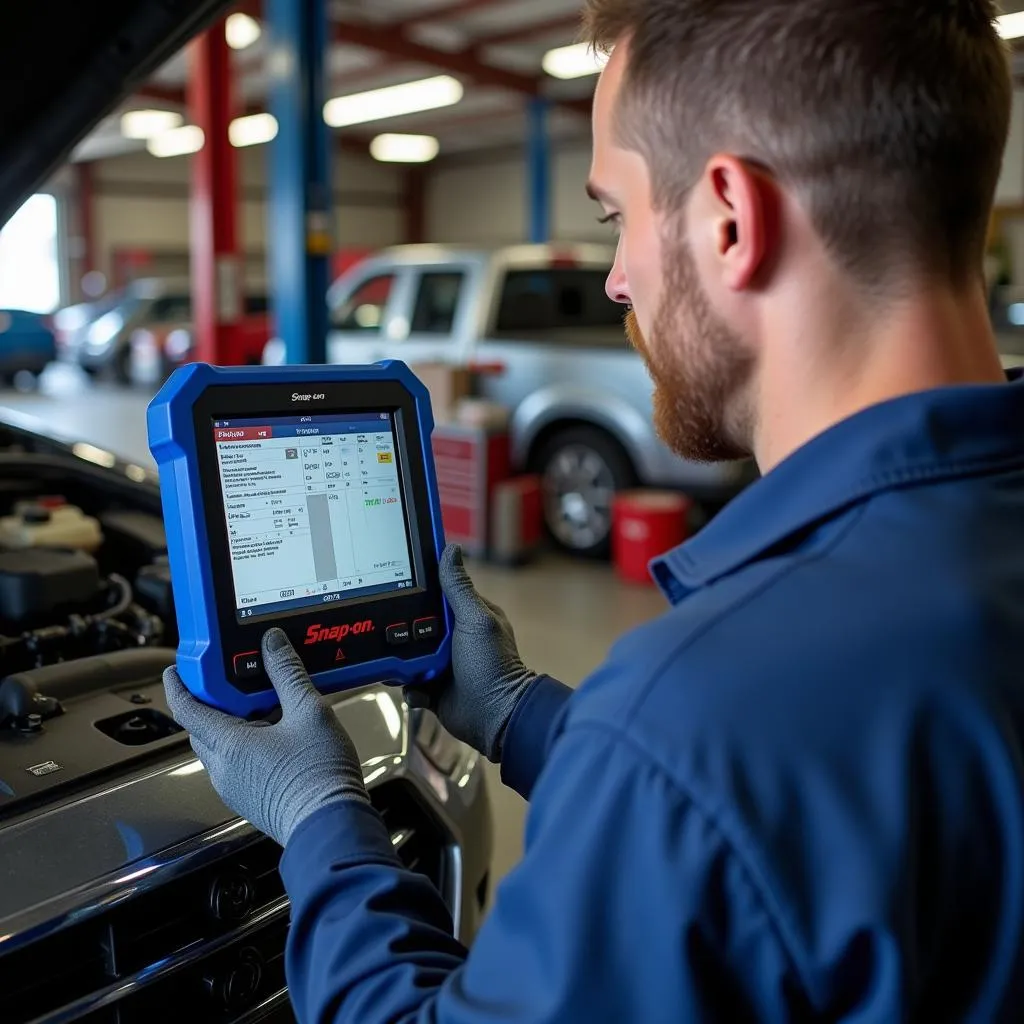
165,1,1024,1019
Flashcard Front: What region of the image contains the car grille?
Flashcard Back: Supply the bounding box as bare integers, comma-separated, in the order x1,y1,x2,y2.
1,780,451,1024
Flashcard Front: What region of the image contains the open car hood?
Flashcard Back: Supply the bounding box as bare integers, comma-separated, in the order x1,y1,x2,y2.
0,0,232,227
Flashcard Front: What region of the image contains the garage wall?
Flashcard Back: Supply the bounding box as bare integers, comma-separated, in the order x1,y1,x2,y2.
426,141,610,246
89,147,404,285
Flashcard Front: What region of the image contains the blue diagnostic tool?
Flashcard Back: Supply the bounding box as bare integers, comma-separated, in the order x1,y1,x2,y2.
147,362,451,717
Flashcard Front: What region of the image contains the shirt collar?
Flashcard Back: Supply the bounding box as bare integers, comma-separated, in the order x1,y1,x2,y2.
652,372,1024,604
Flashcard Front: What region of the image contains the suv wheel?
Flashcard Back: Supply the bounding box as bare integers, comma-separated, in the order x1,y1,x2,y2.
114,344,133,384
532,426,636,559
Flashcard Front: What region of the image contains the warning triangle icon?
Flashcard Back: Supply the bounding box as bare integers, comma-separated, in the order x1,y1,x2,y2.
335,648,345,662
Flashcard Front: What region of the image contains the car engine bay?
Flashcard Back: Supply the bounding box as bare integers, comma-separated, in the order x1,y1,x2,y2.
0,441,186,814
0,429,491,1023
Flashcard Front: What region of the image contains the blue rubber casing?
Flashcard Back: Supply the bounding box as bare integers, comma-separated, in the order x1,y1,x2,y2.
147,362,451,717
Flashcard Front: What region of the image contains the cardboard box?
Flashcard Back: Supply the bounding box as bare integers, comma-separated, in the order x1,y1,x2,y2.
490,475,543,566
410,363,472,423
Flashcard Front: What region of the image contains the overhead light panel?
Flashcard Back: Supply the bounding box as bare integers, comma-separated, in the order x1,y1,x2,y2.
226,12,262,50
370,133,440,163
542,42,609,79
121,109,183,140
229,113,279,148
997,12,1024,39
147,125,205,158
324,75,463,128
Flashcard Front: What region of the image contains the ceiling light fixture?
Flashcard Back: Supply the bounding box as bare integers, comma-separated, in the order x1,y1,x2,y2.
542,42,609,79
997,12,1024,39
120,109,183,140
147,125,205,158
370,133,440,163
229,112,279,148
226,12,262,50
324,75,463,128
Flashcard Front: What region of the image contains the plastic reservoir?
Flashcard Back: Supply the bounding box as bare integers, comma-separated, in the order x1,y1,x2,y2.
0,503,104,552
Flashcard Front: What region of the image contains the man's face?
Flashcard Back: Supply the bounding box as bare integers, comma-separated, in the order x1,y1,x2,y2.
589,44,754,462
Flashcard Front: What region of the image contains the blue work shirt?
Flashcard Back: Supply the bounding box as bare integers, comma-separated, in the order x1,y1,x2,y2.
281,376,1024,1022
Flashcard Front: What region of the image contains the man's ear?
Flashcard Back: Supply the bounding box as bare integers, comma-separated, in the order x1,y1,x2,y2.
703,155,778,291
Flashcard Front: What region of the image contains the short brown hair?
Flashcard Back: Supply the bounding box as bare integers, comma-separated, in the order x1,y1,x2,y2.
584,0,1012,290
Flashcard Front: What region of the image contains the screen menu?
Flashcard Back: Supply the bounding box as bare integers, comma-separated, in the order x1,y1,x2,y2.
212,412,415,620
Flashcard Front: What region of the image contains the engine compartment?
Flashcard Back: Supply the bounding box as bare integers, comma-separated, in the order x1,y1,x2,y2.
0,440,188,816
0,426,491,1024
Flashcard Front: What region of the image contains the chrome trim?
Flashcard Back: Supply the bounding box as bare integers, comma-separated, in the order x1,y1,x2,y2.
390,828,415,854
0,688,406,949
447,843,464,943
0,817,263,961
28,817,454,1022
32,897,291,1024
237,989,291,1022
0,755,464,961
2,692,484,1015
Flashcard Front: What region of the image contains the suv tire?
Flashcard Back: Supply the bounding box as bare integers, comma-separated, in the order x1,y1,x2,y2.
531,425,636,559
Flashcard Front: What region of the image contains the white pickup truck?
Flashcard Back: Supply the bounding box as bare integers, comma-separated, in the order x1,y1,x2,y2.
264,243,754,557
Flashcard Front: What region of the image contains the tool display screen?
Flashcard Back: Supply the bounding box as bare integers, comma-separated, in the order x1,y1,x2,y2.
212,411,414,621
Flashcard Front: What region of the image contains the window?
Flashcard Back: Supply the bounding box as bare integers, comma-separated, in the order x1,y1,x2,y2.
331,274,395,332
0,194,60,313
410,272,464,335
148,295,192,323
494,269,623,336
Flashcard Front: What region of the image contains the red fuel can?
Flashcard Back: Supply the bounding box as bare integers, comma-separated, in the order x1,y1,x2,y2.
612,490,691,585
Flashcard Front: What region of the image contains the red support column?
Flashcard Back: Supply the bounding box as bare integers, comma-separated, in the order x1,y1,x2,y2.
188,22,242,365
75,162,97,284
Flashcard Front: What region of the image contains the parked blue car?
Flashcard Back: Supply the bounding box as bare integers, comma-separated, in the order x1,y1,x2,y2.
0,308,55,381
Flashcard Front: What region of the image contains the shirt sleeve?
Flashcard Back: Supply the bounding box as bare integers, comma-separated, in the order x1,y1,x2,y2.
498,674,573,800
280,723,808,1024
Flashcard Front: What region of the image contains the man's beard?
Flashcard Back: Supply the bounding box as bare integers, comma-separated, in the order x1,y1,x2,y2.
624,238,755,463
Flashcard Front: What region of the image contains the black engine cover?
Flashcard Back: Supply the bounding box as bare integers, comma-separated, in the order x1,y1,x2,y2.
0,549,100,622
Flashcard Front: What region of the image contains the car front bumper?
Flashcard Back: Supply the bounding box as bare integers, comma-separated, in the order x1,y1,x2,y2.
0,686,492,1022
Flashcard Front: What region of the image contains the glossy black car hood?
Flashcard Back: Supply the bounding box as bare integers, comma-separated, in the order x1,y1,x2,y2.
0,0,232,227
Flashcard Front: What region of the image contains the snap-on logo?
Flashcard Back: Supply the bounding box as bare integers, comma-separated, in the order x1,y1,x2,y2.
305,620,375,644
291,393,326,402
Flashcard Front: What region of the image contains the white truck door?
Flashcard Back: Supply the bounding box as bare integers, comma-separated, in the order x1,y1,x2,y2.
325,267,413,365
395,264,478,366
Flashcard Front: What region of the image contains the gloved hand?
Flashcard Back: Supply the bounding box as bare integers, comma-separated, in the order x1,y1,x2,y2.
409,545,539,762
163,627,368,848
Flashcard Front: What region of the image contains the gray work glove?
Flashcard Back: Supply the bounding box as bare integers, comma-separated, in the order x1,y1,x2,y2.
409,544,538,762
163,627,368,848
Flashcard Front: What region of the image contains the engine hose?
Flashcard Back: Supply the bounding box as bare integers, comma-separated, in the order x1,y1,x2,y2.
96,574,132,621
0,577,142,661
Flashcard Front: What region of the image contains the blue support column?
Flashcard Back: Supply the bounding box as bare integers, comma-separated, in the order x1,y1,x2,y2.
267,0,332,365
527,97,551,244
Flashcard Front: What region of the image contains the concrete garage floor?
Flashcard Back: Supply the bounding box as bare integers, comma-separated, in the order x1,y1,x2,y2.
0,374,668,888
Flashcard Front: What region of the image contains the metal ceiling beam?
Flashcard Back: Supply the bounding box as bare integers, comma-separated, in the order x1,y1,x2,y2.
470,13,581,49
414,105,523,134
335,19,537,94
329,59,398,92
401,0,511,29
334,19,590,116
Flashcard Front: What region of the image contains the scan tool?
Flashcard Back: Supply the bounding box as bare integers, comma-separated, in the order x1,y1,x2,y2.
147,362,450,716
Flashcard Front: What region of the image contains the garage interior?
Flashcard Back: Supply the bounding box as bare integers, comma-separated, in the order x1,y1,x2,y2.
3,1,1024,1020
0,0,676,894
